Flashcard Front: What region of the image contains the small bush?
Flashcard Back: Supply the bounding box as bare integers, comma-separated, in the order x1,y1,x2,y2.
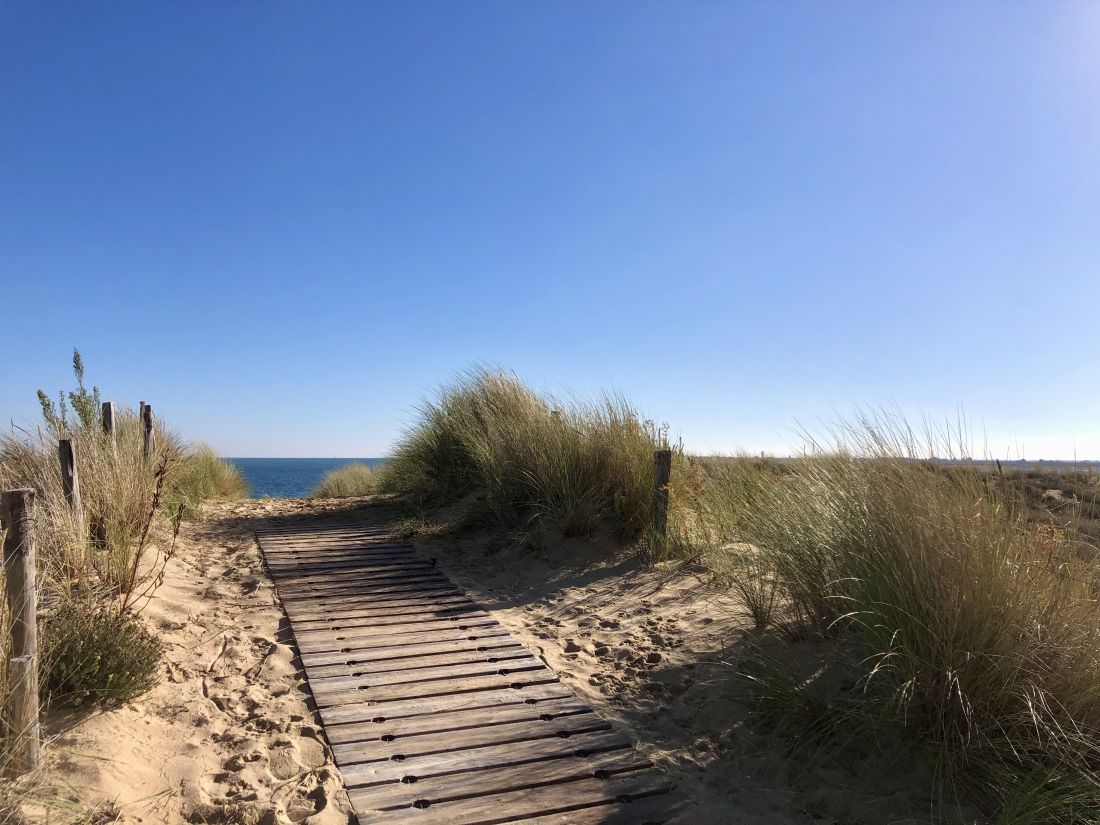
40,601,162,708
163,444,249,518
310,462,381,498
382,368,683,541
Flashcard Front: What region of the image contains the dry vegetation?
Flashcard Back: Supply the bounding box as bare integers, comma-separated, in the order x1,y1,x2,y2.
381,367,688,542
380,369,1100,824
0,352,247,820
309,462,381,498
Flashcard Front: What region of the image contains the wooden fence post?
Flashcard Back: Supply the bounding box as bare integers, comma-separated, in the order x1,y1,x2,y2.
1,488,41,775
102,401,115,451
58,438,83,537
652,449,672,538
142,404,156,459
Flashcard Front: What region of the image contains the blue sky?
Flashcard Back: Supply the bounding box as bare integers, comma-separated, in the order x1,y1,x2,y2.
3,3,1099,458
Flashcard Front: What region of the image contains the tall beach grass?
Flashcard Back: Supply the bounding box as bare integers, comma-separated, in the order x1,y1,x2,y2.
0,352,246,814
382,368,687,541
694,421,1100,822
310,462,382,498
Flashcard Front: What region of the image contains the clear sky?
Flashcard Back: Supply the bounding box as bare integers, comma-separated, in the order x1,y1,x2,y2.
3,3,1099,458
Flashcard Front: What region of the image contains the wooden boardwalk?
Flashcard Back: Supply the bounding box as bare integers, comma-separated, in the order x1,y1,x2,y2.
256,523,687,825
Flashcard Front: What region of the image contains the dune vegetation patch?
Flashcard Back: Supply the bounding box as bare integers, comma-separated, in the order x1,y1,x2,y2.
384,370,1100,823
690,424,1100,822
0,351,246,819
310,462,382,498
380,367,696,543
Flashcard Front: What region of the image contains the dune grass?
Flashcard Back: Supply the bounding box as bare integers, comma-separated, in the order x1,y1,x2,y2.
310,462,382,498
694,422,1100,822
0,351,245,812
382,367,689,541
163,443,249,519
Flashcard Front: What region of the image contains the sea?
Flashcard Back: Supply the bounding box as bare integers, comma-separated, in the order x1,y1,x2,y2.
226,457,387,499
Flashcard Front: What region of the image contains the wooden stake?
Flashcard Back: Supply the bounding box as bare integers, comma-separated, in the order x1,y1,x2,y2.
142,404,156,459
652,449,672,538
102,401,116,451
58,438,83,537
1,489,41,775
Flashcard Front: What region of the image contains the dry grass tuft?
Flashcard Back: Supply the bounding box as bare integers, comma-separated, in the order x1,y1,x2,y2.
692,419,1100,821
382,367,686,542
310,462,381,498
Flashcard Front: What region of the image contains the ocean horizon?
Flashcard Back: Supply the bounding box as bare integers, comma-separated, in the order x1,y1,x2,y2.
227,457,386,499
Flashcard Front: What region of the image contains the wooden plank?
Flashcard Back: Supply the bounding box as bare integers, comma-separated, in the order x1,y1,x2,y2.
332,709,614,767
298,629,514,668
266,553,429,568
276,578,455,599
263,539,408,549
283,598,478,624
282,587,464,611
306,644,529,680
294,615,499,643
308,667,561,707
299,632,516,663
355,760,672,825
266,558,429,572
341,728,629,783
1,488,41,776
275,574,452,592
309,656,544,694
317,682,578,727
294,618,504,653
290,603,484,629
350,748,651,810
270,568,439,587
323,696,591,746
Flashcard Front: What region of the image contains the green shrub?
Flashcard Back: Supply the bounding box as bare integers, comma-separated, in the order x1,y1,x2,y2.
383,368,683,541
40,600,162,709
310,462,381,498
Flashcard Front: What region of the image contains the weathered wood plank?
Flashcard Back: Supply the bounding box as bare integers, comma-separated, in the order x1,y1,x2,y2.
294,615,499,643
341,728,630,783
309,667,561,707
282,587,465,611
294,621,508,656
298,629,514,668
316,681,579,728
323,695,591,745
350,748,652,810
306,644,529,680
291,604,485,629
333,709,614,767
284,597,479,624
356,763,673,824
309,655,543,694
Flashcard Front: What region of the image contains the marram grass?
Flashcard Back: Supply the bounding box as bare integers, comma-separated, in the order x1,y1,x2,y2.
381,367,688,541
693,420,1100,822
310,462,382,498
